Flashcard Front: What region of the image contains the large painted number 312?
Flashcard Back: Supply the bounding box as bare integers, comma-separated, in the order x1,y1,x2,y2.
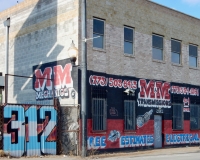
3,105,57,157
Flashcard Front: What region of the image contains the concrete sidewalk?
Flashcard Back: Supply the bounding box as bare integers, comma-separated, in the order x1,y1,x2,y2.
91,146,200,159
1,146,200,159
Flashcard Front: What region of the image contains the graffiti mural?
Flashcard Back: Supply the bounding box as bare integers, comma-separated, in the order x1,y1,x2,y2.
3,104,57,157
165,133,199,145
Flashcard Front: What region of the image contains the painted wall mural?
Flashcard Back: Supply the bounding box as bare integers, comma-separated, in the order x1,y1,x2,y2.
87,71,200,150
87,136,106,150
171,85,199,113
137,109,153,128
87,132,154,150
33,59,75,100
165,133,199,145
120,135,154,148
138,79,171,108
108,130,120,142
89,75,137,89
3,104,57,157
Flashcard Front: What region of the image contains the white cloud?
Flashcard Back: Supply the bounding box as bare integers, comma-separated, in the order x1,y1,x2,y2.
182,0,200,5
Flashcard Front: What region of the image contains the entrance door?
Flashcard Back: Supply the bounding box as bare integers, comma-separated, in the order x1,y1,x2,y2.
154,115,162,148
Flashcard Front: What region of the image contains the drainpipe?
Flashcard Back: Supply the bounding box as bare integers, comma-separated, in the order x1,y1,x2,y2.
81,0,87,157
3,18,10,104
3,18,10,75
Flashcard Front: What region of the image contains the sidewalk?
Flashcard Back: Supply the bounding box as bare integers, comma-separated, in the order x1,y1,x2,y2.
95,146,200,159
1,146,200,160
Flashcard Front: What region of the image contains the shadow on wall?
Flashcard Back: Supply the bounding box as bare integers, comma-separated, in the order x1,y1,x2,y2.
10,0,64,104
3,1,61,157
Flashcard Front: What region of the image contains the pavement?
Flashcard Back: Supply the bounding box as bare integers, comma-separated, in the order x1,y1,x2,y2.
1,146,200,159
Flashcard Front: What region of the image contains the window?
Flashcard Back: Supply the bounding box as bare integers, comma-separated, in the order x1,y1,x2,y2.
92,98,106,131
171,39,181,64
93,18,104,49
124,27,134,54
189,45,198,68
152,34,163,60
124,100,135,130
190,105,200,130
172,104,183,130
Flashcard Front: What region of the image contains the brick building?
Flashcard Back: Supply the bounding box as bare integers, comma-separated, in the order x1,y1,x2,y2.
0,0,200,156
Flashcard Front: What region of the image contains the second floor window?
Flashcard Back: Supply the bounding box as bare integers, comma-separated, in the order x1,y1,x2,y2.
124,27,134,54
152,34,163,61
171,39,181,64
189,45,198,68
93,18,104,49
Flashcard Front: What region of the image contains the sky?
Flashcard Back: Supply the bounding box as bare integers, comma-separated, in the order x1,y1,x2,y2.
0,0,200,19
151,0,200,19
0,0,24,12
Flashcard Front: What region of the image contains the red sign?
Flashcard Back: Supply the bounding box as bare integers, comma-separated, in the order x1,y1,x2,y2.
138,79,171,108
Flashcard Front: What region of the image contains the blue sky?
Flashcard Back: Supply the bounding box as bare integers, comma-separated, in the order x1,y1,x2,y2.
0,0,200,19
151,0,200,19
0,0,24,12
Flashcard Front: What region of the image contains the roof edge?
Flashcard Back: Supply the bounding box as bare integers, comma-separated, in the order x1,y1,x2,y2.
148,0,200,21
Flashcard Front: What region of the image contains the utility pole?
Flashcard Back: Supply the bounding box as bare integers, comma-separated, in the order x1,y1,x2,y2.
81,0,87,157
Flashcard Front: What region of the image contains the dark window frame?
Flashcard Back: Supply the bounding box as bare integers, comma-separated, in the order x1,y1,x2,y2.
124,26,134,54
172,104,184,130
171,39,181,64
124,100,136,131
92,98,107,132
93,18,105,49
190,105,200,130
189,44,198,68
152,34,164,61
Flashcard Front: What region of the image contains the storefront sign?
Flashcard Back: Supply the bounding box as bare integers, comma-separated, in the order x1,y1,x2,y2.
89,75,137,89
138,79,171,108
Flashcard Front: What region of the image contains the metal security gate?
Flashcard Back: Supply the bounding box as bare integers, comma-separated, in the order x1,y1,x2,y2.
154,115,162,148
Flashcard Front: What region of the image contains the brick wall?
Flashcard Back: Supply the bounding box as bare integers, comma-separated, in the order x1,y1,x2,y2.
86,0,200,85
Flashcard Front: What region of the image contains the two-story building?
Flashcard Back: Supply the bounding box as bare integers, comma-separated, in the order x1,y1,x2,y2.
0,0,200,157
